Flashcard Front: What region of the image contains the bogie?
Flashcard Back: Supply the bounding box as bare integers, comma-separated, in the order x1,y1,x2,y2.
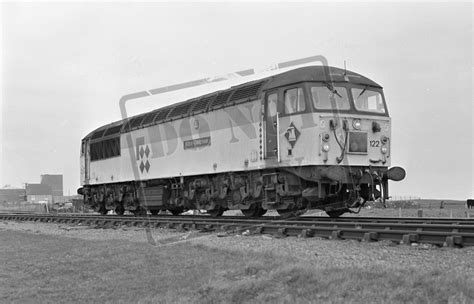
80,165,399,218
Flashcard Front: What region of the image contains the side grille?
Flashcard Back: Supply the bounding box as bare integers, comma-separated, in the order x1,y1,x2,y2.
130,116,145,129
210,90,233,109
141,111,159,126
91,129,105,140
154,108,171,123
103,125,123,137
229,81,264,102
168,102,193,119
122,116,145,132
192,95,215,113
111,79,266,134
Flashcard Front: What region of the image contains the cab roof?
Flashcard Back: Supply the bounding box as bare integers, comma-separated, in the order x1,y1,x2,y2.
263,66,381,90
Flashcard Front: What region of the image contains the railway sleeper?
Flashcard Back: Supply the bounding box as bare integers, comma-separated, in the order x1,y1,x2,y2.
444,236,463,248
401,233,419,245
362,232,379,242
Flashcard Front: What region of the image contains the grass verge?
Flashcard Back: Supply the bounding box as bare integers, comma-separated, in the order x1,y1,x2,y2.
0,230,472,303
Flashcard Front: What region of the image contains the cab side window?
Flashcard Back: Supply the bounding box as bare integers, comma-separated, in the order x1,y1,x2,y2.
284,88,306,114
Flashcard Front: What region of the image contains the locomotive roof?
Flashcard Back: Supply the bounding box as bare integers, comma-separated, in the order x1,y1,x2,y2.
263,66,381,90
84,66,382,140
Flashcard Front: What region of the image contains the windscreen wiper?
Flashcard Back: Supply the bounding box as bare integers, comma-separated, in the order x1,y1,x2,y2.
324,82,342,98
357,85,369,98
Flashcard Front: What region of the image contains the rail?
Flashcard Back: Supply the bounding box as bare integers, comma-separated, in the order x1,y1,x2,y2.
1,213,473,247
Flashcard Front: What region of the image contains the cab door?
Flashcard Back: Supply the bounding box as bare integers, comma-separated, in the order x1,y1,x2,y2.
265,91,279,159
84,138,91,184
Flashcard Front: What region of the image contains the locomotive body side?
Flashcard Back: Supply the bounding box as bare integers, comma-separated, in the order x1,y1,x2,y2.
85,99,264,185
78,66,405,217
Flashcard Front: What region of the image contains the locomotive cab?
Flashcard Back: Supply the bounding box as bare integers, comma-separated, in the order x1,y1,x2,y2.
260,72,405,216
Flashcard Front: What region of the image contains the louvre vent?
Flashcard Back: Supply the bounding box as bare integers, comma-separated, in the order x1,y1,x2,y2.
103,125,123,137
154,108,171,123
192,95,215,113
168,102,192,119
130,115,145,129
210,90,233,109
111,78,266,134
121,120,132,132
121,116,143,132
230,81,264,102
141,111,159,126
91,129,105,140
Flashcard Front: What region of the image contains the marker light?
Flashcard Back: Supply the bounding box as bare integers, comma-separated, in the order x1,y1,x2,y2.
322,143,330,152
381,145,388,154
381,135,389,144
352,119,361,130
322,133,330,142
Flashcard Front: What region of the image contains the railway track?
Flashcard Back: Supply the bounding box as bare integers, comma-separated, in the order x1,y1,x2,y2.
3,211,473,224
2,213,474,247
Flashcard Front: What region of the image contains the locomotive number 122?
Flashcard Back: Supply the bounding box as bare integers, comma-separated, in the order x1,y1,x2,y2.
370,140,380,147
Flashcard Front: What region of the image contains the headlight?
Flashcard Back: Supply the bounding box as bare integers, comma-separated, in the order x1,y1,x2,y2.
322,143,330,152
322,133,330,142
381,145,388,154
381,135,389,144
352,119,361,130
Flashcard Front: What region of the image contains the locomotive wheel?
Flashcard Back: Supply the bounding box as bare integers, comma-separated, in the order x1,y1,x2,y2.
326,210,345,218
241,206,265,218
169,208,184,216
115,205,125,216
133,207,147,216
208,208,224,217
277,209,299,218
257,208,267,216
98,206,108,215
241,208,258,218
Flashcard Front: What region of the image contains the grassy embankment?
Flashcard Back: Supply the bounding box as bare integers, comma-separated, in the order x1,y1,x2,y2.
1,230,472,303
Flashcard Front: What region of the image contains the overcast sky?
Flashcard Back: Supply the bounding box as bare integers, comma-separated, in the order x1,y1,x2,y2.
1,2,472,199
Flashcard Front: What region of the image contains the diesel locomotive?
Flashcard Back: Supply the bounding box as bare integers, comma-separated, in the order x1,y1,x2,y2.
78,66,406,217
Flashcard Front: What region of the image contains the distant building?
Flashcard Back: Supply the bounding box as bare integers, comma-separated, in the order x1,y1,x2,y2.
0,188,26,203
26,183,52,203
3,174,64,204
40,174,63,196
